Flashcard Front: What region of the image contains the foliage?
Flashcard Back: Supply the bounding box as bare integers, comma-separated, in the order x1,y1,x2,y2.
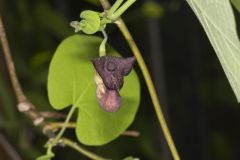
1,0,240,159
186,0,240,102
231,0,240,12
48,35,140,145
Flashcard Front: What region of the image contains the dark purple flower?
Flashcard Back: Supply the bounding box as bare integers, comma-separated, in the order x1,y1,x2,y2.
92,56,136,112
92,56,135,90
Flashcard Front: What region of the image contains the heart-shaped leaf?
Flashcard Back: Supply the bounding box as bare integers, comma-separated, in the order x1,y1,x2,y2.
48,35,140,145
80,10,101,34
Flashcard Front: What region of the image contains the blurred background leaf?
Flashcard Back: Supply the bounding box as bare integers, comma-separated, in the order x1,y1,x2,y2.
231,0,240,12
186,0,240,102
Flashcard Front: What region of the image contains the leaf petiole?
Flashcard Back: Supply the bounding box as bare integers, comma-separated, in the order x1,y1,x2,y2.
99,29,108,57
46,105,77,147
107,0,124,17
108,0,136,21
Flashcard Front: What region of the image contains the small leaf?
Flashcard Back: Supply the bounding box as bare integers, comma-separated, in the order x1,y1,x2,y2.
186,0,240,102
80,10,101,34
48,35,140,145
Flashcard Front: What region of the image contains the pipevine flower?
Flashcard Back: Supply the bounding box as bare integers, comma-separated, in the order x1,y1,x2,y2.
92,56,136,112
92,56,135,90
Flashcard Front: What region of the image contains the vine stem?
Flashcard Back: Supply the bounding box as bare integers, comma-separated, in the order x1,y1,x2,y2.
99,1,180,159
61,138,108,160
99,28,108,56
48,105,77,147
109,0,136,21
118,21,180,160
107,0,123,17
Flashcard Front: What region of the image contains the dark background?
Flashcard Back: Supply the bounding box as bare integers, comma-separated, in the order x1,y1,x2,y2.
0,0,240,160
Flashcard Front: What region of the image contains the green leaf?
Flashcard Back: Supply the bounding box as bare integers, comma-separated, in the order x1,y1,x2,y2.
231,0,240,12
80,11,101,34
48,35,140,145
186,0,240,102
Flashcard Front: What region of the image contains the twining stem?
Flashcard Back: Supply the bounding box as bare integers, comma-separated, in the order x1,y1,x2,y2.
107,0,123,17
99,1,180,159
99,29,108,56
108,0,136,21
118,21,180,160
61,138,108,160
48,105,77,146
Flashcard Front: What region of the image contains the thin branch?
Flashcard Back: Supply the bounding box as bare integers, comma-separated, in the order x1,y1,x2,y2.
0,16,49,129
39,111,66,119
121,130,140,137
0,15,108,160
0,133,22,160
49,122,140,137
60,138,109,160
98,1,180,160
48,122,76,130
0,16,26,103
